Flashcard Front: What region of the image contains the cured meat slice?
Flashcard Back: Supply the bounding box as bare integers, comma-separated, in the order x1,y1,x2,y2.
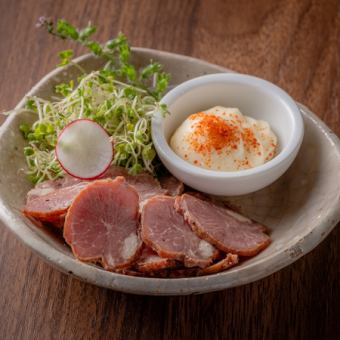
43,214,66,229
24,165,165,223
27,180,61,202
124,173,167,203
175,194,271,256
141,195,219,268
198,254,239,275
26,175,84,202
158,174,184,196
23,181,88,222
64,177,142,270
105,165,167,203
135,246,177,272
120,254,239,277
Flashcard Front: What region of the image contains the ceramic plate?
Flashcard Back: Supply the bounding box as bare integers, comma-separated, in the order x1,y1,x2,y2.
0,48,339,295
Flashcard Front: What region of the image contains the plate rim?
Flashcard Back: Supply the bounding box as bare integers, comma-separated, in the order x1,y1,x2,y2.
0,48,339,295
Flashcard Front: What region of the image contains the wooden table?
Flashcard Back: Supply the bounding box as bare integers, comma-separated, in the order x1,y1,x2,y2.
0,0,338,339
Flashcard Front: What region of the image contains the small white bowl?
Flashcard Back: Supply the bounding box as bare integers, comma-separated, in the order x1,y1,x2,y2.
152,73,304,196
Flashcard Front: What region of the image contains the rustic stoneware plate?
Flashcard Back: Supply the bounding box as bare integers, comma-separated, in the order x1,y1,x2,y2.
0,49,339,296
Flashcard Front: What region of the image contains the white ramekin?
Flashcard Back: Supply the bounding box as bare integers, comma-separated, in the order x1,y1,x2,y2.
152,73,304,196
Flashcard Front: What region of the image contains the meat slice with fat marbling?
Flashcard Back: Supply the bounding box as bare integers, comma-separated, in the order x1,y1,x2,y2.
26,175,84,201
175,194,270,256
158,174,184,196
198,254,239,275
105,165,167,203
24,179,88,223
124,173,167,203
24,166,166,224
135,246,178,273
64,177,142,270
141,195,219,268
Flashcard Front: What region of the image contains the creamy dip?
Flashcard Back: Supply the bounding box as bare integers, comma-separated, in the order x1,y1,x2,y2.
170,106,277,171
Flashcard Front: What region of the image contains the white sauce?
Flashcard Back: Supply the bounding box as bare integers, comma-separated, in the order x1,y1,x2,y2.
170,106,277,171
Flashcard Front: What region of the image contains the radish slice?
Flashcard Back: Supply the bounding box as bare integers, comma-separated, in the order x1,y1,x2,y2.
56,119,113,180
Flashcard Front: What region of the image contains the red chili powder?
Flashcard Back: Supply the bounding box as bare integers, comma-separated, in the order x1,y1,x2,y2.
189,112,259,154
242,128,260,151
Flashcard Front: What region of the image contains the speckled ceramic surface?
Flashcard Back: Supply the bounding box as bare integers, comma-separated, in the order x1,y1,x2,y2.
0,49,339,295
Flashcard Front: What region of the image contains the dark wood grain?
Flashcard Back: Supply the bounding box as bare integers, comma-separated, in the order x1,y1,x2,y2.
0,0,339,339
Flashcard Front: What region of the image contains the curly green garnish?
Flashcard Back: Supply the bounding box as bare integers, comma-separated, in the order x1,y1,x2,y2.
37,17,170,100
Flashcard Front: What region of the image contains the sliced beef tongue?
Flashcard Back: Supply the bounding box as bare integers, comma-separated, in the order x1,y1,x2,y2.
64,177,142,271
23,180,88,223
24,166,166,224
175,194,271,257
198,254,239,275
135,246,178,273
124,173,167,203
158,174,184,196
105,165,167,203
141,195,219,268
26,175,84,202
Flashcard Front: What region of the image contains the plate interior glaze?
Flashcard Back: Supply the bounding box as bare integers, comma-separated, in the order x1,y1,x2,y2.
0,48,339,295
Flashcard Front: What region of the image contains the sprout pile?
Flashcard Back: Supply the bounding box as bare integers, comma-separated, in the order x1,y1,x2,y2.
17,18,170,184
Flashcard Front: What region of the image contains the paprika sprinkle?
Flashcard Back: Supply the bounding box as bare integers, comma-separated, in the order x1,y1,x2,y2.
170,106,277,171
